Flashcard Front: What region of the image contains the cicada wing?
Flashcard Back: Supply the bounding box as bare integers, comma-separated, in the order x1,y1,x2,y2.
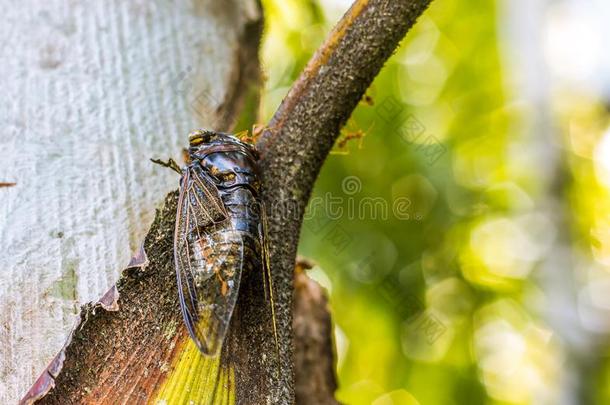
175,167,242,356
177,230,244,356
186,165,227,229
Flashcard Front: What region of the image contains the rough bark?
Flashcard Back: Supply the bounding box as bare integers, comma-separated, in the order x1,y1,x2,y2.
17,0,432,403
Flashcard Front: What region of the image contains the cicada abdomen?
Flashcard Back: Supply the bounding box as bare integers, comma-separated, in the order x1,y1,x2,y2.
173,129,276,356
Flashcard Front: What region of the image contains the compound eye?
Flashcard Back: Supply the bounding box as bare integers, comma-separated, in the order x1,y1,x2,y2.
188,129,214,146
189,135,204,146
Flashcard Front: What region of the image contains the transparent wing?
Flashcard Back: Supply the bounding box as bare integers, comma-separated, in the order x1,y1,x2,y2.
190,236,243,356
186,165,227,228
175,167,242,356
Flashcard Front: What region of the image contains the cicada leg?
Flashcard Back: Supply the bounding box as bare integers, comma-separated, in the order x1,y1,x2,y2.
150,157,182,174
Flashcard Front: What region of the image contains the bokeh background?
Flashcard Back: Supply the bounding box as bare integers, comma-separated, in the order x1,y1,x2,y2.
254,0,610,404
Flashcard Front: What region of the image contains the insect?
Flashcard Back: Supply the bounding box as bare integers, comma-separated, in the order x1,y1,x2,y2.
330,120,372,155
153,129,278,356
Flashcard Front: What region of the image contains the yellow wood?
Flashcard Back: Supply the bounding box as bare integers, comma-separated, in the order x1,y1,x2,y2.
154,336,235,405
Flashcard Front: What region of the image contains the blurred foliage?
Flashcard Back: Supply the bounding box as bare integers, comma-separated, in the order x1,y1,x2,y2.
255,0,610,404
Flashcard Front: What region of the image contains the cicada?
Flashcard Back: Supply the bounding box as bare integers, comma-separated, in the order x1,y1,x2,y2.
154,129,277,356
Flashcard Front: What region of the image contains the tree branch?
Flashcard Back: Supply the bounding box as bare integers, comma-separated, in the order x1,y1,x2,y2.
20,0,432,404
257,1,431,399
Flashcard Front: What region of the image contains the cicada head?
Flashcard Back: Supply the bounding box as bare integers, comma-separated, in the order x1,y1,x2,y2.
187,129,261,191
